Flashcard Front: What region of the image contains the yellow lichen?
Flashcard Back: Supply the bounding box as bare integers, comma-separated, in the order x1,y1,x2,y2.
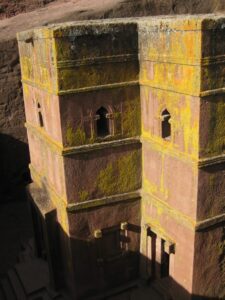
78,190,89,202
66,123,86,146
141,88,199,161
204,99,225,156
96,151,140,196
122,99,141,137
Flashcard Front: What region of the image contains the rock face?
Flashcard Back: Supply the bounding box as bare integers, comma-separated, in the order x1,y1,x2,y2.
0,39,30,202
105,0,225,17
0,0,55,20
0,0,225,203
17,15,225,300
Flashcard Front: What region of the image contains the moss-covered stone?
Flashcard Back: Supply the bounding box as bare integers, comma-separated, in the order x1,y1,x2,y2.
78,190,89,202
66,123,86,146
96,150,141,196
122,98,141,137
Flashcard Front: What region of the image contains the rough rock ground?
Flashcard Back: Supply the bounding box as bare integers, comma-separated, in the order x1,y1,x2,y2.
0,236,163,300
0,0,55,20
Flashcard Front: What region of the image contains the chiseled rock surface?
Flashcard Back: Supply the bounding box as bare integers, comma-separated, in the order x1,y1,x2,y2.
0,0,122,203
0,0,225,203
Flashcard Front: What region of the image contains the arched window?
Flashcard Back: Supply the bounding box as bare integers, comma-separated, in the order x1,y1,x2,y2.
37,103,44,127
96,107,109,137
161,109,171,140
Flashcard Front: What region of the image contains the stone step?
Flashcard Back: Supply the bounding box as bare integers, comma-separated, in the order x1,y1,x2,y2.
53,296,68,300
0,278,16,300
130,286,163,300
45,286,61,299
20,241,28,251
54,291,69,300
87,280,138,300
18,251,34,264
151,279,172,300
7,269,27,300
18,239,35,264
17,253,26,263
15,258,49,295
29,288,52,300
0,286,6,300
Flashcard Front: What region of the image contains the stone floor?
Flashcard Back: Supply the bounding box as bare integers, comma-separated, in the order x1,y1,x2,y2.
107,286,162,300
0,200,164,300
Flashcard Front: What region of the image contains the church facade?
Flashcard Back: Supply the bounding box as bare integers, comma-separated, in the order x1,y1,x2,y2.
17,15,225,300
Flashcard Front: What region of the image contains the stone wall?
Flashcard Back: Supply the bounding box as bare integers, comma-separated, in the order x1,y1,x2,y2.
0,0,55,19
0,38,30,202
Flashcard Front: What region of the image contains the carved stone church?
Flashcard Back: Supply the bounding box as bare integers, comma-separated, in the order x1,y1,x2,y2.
17,14,225,300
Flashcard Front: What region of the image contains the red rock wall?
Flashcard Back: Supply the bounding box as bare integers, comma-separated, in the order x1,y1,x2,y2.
68,199,141,297
193,226,225,298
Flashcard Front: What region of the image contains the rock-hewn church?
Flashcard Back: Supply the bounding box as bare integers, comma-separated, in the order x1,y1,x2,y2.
17,14,225,300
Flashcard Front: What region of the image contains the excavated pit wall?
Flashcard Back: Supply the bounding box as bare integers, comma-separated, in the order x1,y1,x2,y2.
17,15,225,299
0,0,225,203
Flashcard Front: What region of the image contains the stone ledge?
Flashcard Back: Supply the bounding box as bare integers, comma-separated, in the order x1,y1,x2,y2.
141,135,225,168
196,213,225,231
139,54,225,67
142,190,225,232
66,191,141,212
141,190,196,230
140,82,225,98
56,53,138,69
198,153,225,168
58,80,139,95
140,136,198,165
200,87,225,97
21,54,138,69
22,79,139,95
62,137,141,156
26,122,141,155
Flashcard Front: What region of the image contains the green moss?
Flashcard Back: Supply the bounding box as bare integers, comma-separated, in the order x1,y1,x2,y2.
117,151,139,191
205,99,225,156
74,126,86,145
98,163,118,195
218,240,225,256
218,231,225,298
78,190,89,202
66,125,75,146
96,151,140,196
122,98,141,136
66,123,86,146
59,62,137,91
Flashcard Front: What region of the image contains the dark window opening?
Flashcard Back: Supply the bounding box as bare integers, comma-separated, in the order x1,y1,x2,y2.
37,103,44,127
96,107,109,137
161,109,171,140
146,228,156,279
38,111,44,127
161,240,170,278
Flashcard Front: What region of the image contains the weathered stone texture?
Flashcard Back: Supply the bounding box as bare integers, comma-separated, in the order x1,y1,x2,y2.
197,164,225,221
64,144,142,203
139,15,225,300
68,200,140,297
17,15,225,300
1,1,225,204
0,0,55,20
193,226,225,298
0,39,29,201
